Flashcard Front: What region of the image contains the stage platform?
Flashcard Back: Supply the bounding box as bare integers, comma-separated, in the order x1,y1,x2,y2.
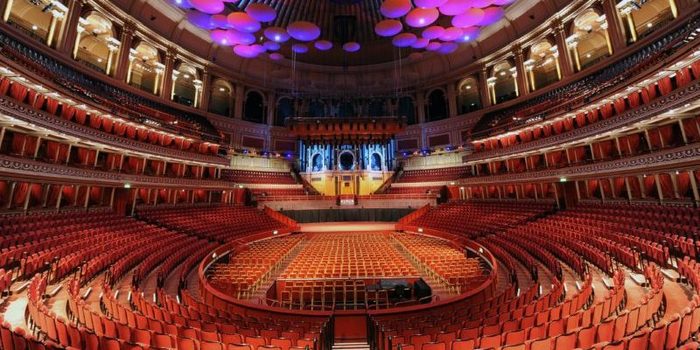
297,222,396,232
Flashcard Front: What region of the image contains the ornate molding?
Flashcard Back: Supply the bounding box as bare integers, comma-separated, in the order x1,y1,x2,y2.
0,97,228,166
464,79,700,162
458,143,700,185
0,154,235,189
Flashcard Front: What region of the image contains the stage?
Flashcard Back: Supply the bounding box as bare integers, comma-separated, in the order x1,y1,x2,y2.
297,222,397,232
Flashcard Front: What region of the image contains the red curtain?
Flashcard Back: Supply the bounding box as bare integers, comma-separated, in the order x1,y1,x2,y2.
32,95,46,110
658,173,675,199
563,118,574,131
600,180,612,198
126,125,137,139
89,187,103,204
75,110,87,125
126,157,145,174
182,139,192,150
586,109,599,124
683,117,700,142
102,118,114,133
575,113,587,128
194,190,206,202
0,180,7,206
61,105,76,121
692,60,700,80
620,134,641,156
9,83,28,103
150,160,165,175
677,172,691,198
46,141,69,163
113,122,127,136
587,180,599,198
160,134,173,147
89,114,102,129
198,143,209,154
628,92,640,108
658,77,673,96
627,177,641,199
168,163,183,177
207,167,217,178
612,178,626,198
519,130,532,142
567,147,585,163
137,188,149,203
641,84,657,104
136,128,149,142
600,104,613,119
546,151,564,167
528,155,541,169
0,78,10,96
61,185,76,204
523,184,535,198
542,125,552,137
532,128,542,140
11,133,37,157
676,67,692,87
192,166,203,178
552,121,564,134
106,153,123,171
613,99,626,115
643,176,657,197
148,132,160,144
45,98,59,115
13,182,41,207
76,148,97,166
592,140,614,159
158,189,169,203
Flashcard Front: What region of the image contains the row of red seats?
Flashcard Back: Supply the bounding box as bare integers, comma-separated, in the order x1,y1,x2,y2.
396,167,471,183
221,171,297,185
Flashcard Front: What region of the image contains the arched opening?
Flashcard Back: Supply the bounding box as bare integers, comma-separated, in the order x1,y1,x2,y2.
208,79,233,117
426,89,447,122
621,0,675,41
370,153,382,171
275,97,295,126
339,100,354,117
368,99,385,117
570,9,611,71
243,90,265,124
338,152,355,171
128,42,162,95
74,12,118,75
457,77,481,114
525,40,560,91
308,99,326,117
489,60,517,104
5,0,66,46
311,153,323,172
398,96,416,125
172,62,200,107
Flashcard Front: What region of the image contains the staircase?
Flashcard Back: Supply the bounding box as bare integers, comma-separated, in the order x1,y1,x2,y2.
248,238,310,302
333,342,371,350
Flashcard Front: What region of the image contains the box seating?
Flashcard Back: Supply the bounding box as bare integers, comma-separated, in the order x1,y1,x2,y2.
392,233,488,294
136,205,292,242
397,167,471,183
222,170,297,185
208,236,303,298
280,233,417,280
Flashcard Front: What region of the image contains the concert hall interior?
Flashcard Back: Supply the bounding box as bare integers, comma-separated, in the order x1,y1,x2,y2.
0,0,700,349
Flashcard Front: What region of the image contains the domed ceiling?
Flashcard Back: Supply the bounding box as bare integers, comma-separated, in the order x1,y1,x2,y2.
172,0,515,66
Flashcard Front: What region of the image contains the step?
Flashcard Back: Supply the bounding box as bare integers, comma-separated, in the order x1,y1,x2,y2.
333,342,370,349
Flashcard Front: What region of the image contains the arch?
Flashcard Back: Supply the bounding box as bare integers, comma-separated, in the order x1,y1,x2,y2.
368,98,386,117
338,151,355,171
243,90,265,124
308,99,327,117
6,0,66,46
398,96,416,125
489,59,517,104
209,78,233,117
172,62,200,106
75,12,117,74
457,77,481,114
370,152,383,171
526,39,560,91
128,42,162,94
311,153,324,172
426,89,448,122
629,0,674,39
570,8,610,70
275,96,295,126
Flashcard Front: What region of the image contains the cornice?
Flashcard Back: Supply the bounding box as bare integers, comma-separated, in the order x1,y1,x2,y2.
457,143,700,185
463,78,700,162
0,154,236,189
0,96,228,166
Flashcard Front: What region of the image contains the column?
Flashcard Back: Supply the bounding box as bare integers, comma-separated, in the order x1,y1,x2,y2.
46,7,65,48
57,0,83,54
553,20,574,78
105,38,120,76
512,46,528,96
234,84,245,119
602,0,627,51
479,65,491,108
266,92,276,125
198,67,210,111
114,22,135,82
416,91,426,124
569,40,582,72
159,47,176,99
617,2,638,43
446,83,457,118
71,18,86,59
